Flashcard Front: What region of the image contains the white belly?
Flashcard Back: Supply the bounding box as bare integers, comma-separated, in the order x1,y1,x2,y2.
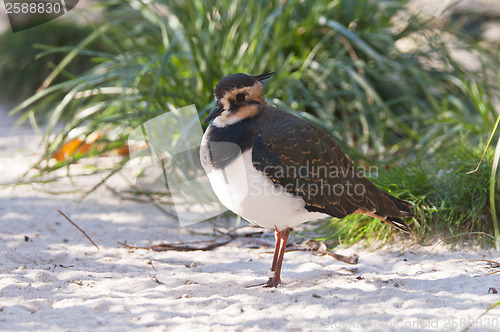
202,148,328,230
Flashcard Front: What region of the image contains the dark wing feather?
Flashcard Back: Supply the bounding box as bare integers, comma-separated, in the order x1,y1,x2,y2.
252,112,412,227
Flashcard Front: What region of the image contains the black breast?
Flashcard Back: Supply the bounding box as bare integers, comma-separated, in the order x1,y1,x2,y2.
201,118,259,169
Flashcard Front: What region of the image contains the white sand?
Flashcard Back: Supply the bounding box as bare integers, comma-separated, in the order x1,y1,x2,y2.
1,106,499,331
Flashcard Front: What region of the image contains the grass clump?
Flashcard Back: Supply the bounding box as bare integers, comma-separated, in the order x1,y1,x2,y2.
6,0,500,245
318,143,496,246
0,19,108,103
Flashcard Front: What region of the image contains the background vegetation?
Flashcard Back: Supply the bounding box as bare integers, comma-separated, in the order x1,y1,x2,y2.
3,0,500,247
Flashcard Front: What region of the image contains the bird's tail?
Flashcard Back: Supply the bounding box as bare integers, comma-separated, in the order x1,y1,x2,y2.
350,174,414,233
382,193,414,233
385,216,411,233
384,193,414,217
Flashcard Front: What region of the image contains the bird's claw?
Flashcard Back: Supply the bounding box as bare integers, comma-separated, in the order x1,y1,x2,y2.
245,278,281,288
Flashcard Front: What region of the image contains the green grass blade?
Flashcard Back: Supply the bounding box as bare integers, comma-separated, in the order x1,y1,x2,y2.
489,122,500,250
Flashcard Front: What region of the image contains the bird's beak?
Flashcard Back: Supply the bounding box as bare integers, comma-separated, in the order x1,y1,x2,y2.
204,106,224,123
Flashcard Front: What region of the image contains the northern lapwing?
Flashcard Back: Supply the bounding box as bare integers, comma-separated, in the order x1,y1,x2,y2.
200,72,413,288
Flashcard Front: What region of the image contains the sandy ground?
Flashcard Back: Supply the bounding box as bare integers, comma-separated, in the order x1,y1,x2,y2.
1,2,500,329
1,2,500,331
0,105,499,332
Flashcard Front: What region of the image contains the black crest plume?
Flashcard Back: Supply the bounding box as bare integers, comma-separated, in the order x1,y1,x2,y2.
254,71,274,82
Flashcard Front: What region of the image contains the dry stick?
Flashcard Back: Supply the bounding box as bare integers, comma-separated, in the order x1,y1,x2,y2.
419,232,496,263
338,35,373,105
433,0,453,18
80,160,127,203
461,258,500,268
290,241,359,265
265,247,358,265
118,226,265,252
318,249,359,265
445,257,500,269
104,183,178,218
442,256,500,276
338,35,365,78
118,235,235,252
57,209,100,250
460,257,500,276
118,227,358,264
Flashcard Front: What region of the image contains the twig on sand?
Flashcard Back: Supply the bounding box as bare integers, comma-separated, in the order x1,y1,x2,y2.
460,258,500,269
57,209,100,250
257,240,358,264
118,235,236,251
291,240,359,265
118,228,358,265
148,273,165,285
420,232,497,263
459,257,500,276
118,226,264,252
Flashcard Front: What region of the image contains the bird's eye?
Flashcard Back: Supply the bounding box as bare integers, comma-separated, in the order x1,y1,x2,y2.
236,93,245,102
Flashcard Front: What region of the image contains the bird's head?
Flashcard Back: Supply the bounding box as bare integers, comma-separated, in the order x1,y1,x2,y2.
204,71,274,126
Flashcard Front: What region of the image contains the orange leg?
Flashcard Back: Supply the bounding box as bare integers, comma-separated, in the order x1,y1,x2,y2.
269,228,281,272
264,227,290,288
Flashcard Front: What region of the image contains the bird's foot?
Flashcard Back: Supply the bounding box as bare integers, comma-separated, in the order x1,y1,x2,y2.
263,277,280,288
245,277,281,288
245,281,267,288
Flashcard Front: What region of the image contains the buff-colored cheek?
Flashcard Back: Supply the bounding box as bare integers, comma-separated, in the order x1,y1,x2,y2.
221,98,230,110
